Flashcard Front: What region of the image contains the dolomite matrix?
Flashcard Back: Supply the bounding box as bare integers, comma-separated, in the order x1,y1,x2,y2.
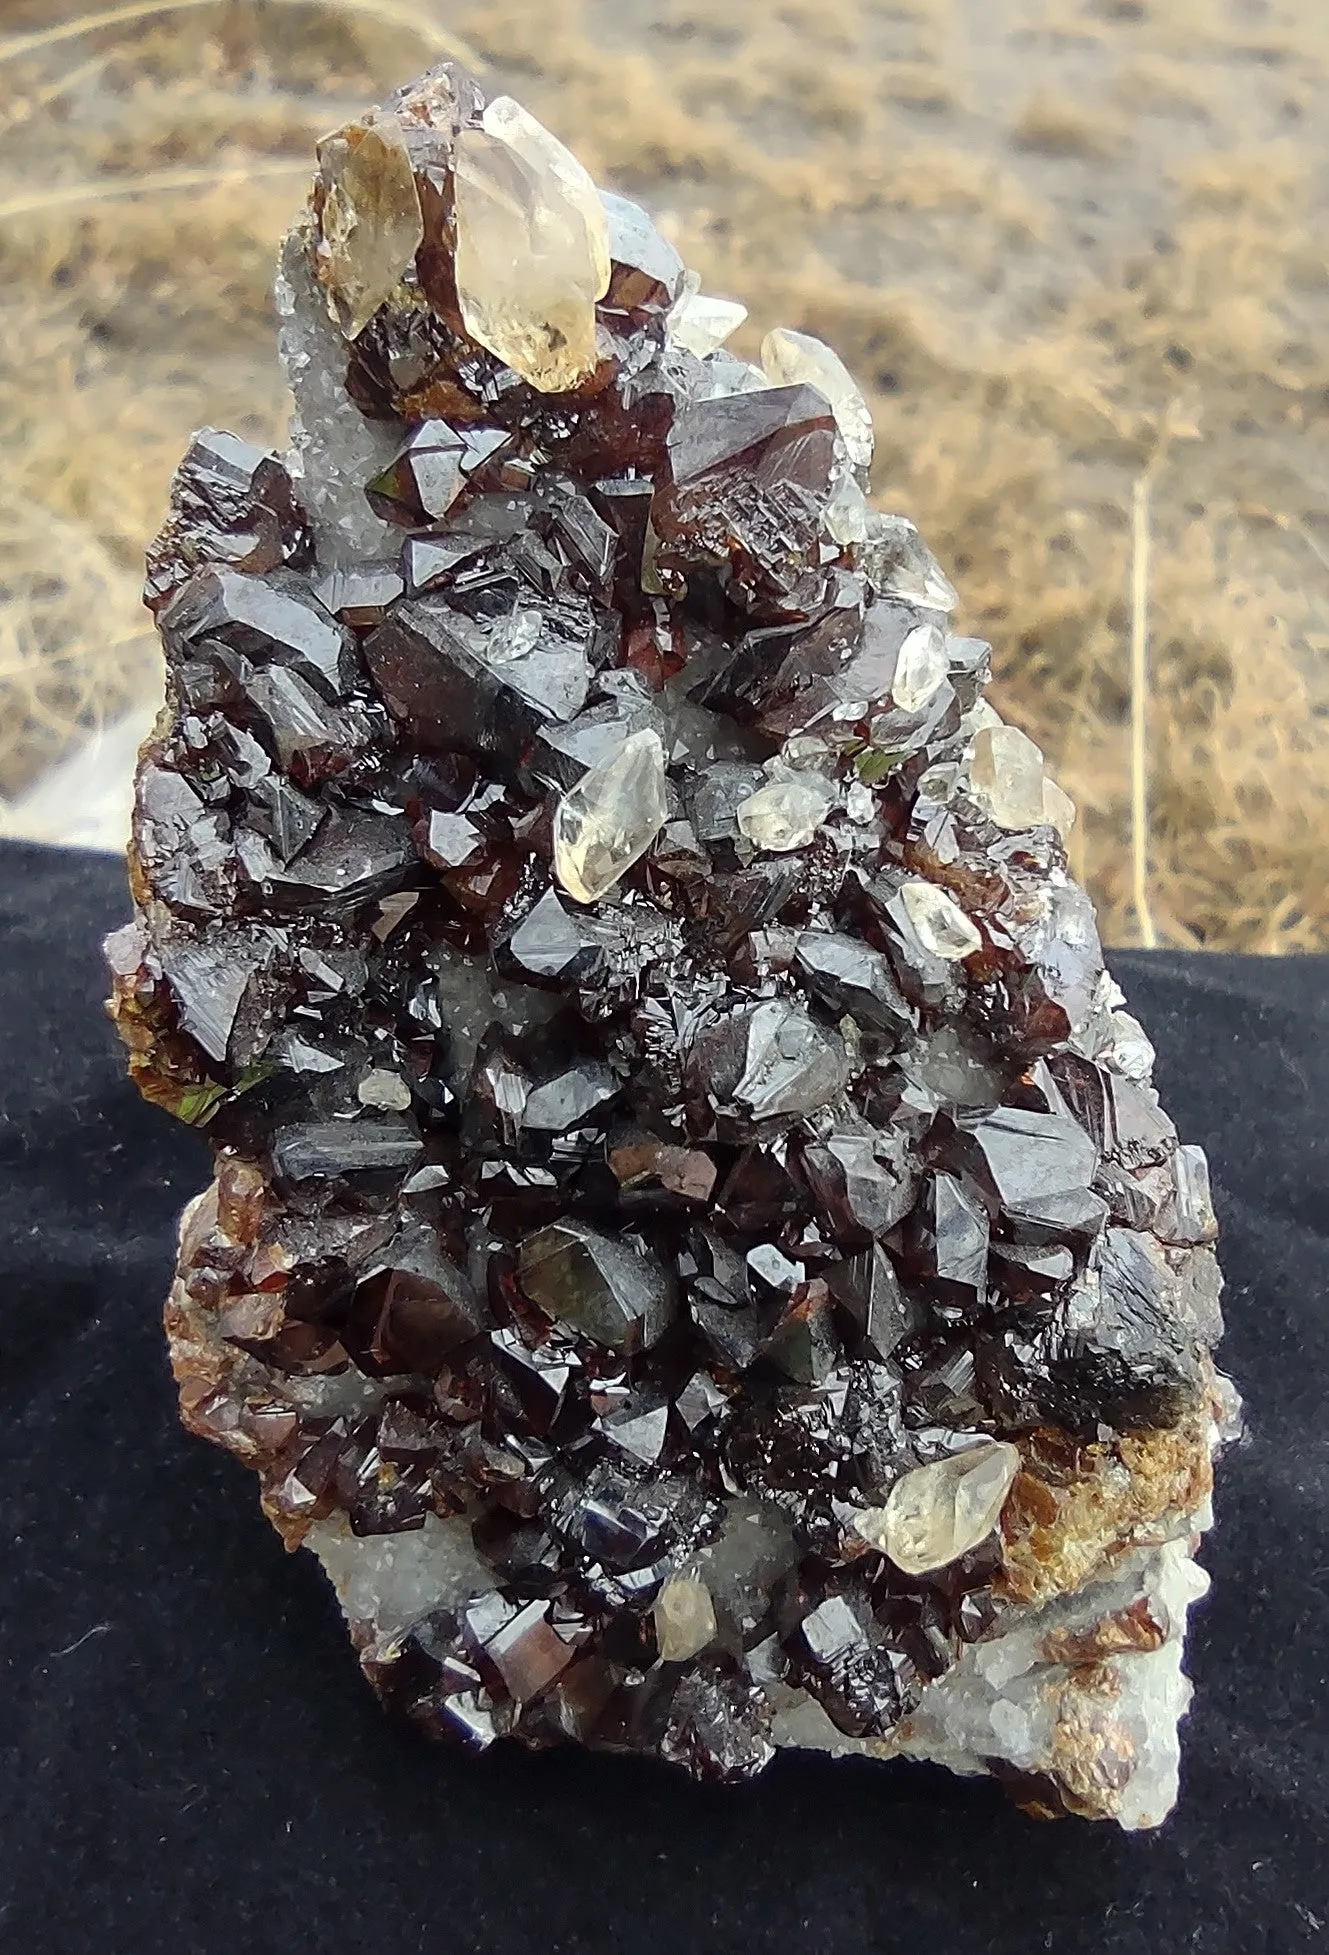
107,63,1237,1826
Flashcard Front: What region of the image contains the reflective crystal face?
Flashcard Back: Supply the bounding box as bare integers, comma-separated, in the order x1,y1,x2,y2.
969,723,1048,831
760,327,874,474
110,58,1233,1830
552,728,668,903
315,116,425,341
453,96,611,391
899,880,983,961
855,1442,1023,1575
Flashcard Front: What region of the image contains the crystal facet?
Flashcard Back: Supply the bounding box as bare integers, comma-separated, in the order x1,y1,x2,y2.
760,327,874,473
552,728,668,902
736,776,835,852
315,116,425,340
669,290,748,359
899,879,983,960
653,1575,718,1662
854,1443,1022,1576
970,723,1049,830
454,96,611,391
110,59,1234,1830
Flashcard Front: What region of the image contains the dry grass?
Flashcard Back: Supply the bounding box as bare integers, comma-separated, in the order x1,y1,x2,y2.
0,0,1326,949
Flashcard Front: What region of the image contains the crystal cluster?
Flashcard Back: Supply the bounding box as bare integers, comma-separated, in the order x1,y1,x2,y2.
109,63,1236,1827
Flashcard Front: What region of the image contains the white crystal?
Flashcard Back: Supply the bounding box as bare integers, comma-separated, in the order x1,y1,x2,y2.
844,780,875,824
961,697,1004,741
1102,1008,1157,1080
307,1512,493,1658
970,724,1048,830
776,734,836,772
822,472,874,546
277,228,403,566
737,777,835,852
357,1068,412,1112
552,728,668,903
761,326,874,472
698,354,770,400
668,289,748,359
1043,775,1077,840
899,879,982,960
454,96,611,392
891,621,949,713
653,1575,717,1661
857,512,958,612
854,1442,1021,1575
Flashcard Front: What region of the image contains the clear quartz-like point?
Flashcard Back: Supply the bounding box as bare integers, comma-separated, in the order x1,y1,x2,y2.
854,1442,1022,1575
822,472,874,546
736,776,835,852
970,723,1048,830
1043,775,1077,840
856,512,958,612
668,289,748,359
315,115,425,340
761,326,874,473
1102,1008,1157,1079
454,95,611,392
891,621,949,713
653,1575,718,1661
899,879,982,960
552,728,668,902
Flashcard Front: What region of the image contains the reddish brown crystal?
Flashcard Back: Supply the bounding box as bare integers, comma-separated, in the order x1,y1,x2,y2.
110,59,1232,1824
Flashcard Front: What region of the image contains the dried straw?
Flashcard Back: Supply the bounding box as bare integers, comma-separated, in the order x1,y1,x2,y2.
0,0,1324,950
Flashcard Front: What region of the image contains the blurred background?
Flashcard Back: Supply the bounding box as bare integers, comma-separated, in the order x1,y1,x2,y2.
0,0,1325,949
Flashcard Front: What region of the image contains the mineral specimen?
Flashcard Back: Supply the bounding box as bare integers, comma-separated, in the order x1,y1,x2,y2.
109,61,1237,1829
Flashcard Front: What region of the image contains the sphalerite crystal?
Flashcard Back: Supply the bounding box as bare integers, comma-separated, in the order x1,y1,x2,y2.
108,63,1238,1828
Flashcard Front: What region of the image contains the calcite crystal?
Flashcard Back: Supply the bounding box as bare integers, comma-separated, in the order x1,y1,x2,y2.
108,62,1237,1828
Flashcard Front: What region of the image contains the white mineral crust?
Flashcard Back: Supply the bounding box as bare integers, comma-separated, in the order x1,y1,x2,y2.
276,229,402,567
771,1536,1213,1830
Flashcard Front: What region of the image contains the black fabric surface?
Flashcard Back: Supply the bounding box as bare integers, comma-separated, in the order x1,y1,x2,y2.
1,837,1325,1955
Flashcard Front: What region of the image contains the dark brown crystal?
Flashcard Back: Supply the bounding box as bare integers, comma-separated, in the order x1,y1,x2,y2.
109,59,1233,1826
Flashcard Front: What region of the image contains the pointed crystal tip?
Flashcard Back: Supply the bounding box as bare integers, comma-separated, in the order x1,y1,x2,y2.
854,1442,1022,1575
454,95,611,392
552,728,668,903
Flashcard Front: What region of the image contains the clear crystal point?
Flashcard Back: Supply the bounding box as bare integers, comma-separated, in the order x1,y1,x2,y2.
761,326,874,473
454,96,611,392
854,1441,1021,1575
552,728,668,903
891,621,949,713
1042,775,1077,840
736,776,834,852
900,879,982,960
668,289,748,358
855,511,958,612
970,724,1048,830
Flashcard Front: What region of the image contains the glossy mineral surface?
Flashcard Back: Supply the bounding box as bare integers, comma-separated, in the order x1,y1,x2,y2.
109,61,1235,1827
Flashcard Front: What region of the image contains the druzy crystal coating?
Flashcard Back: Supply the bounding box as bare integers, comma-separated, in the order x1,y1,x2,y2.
109,61,1236,1829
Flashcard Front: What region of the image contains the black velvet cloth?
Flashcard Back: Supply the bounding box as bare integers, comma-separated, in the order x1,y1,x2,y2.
1,837,1325,1955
